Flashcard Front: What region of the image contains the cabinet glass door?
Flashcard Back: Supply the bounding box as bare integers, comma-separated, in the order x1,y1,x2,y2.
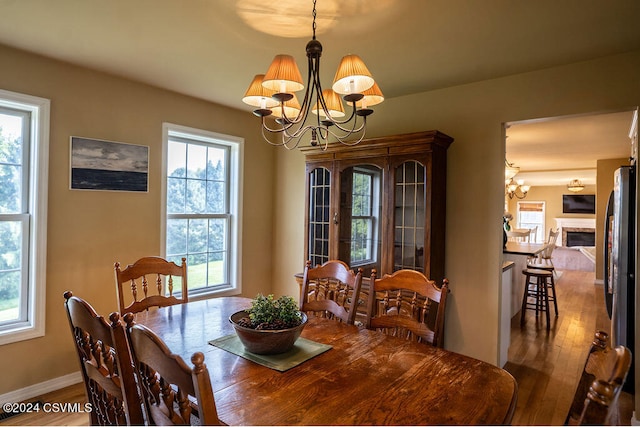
394,160,426,272
308,167,331,266
338,165,383,276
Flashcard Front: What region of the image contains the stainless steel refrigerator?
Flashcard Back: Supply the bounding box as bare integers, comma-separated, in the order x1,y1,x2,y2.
604,165,635,392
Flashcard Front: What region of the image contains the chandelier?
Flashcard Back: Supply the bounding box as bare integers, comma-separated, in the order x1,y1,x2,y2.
567,179,585,192
241,0,383,150
505,159,531,199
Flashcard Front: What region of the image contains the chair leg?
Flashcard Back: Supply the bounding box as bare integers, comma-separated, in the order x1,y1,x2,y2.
548,275,558,316
520,276,529,325
541,276,550,330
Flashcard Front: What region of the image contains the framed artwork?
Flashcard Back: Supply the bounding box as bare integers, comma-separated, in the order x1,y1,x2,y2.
70,136,149,192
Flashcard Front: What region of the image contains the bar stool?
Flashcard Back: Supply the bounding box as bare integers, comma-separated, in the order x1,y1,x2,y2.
520,268,556,330
526,264,559,317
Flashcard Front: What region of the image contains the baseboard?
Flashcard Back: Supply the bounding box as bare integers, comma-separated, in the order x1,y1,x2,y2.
594,278,604,285
0,371,82,404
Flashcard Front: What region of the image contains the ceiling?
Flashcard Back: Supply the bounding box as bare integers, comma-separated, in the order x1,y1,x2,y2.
506,110,635,187
0,0,638,184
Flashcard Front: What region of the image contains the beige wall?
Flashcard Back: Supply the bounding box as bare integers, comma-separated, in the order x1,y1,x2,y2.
1,42,639,394
596,158,632,280
0,44,275,395
272,49,640,365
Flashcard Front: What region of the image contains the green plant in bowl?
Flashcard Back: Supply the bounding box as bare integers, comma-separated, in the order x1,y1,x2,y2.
230,294,307,354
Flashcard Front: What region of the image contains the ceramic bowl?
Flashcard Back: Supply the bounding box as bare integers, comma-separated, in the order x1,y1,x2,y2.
229,310,307,355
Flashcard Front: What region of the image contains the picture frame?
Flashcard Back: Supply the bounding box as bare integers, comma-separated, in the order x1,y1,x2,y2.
70,136,149,192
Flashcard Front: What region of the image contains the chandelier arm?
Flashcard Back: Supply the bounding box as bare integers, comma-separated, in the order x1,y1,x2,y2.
260,117,297,135
280,125,321,148
309,53,363,129
260,124,300,149
325,118,368,146
312,67,363,127
261,124,316,150
324,103,365,132
274,55,317,134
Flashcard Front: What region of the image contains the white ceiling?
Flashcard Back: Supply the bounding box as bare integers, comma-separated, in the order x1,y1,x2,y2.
0,0,638,183
506,110,635,186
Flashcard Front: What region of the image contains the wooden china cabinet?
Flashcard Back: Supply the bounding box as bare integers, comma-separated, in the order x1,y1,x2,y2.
301,130,453,284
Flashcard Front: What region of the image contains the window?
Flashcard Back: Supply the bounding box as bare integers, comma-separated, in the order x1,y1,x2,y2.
0,89,49,345
517,201,545,243
163,124,243,297
350,167,380,266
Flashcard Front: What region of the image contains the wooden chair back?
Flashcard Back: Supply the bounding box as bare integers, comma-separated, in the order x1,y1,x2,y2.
365,269,449,347
565,330,632,425
300,260,363,325
507,228,531,242
124,313,221,425
541,228,559,259
63,291,144,425
115,256,188,314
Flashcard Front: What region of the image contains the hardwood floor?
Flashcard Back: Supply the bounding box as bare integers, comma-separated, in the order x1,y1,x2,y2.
505,269,634,425
0,382,88,426
1,269,633,426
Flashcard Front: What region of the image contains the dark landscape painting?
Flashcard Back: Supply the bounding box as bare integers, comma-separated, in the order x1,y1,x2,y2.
70,137,149,191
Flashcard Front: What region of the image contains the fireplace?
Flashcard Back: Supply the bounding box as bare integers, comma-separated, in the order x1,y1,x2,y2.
564,228,596,247
555,217,596,247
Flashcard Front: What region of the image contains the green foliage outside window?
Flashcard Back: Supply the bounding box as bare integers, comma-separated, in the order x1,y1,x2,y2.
0,126,21,307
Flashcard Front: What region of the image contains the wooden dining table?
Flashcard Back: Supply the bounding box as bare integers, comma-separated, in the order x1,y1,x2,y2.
132,296,518,425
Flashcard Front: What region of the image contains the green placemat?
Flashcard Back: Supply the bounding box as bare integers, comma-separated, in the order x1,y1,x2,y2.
208,334,332,372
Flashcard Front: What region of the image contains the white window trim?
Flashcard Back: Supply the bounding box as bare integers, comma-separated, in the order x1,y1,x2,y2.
161,123,243,297
0,89,49,345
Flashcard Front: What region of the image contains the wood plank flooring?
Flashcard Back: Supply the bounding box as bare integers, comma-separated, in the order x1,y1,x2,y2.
0,382,88,426
1,270,633,426
505,269,634,425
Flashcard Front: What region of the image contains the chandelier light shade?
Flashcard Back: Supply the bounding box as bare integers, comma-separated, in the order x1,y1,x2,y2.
242,0,383,150
271,94,302,119
313,89,345,117
242,74,279,108
356,82,385,108
262,55,305,94
332,54,375,95
567,179,585,192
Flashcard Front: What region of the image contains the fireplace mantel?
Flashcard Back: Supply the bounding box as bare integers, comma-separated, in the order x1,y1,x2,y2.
554,217,596,247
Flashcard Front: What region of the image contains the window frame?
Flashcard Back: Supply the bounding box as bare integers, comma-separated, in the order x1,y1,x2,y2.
0,89,49,345
350,167,380,267
516,200,545,243
162,123,243,298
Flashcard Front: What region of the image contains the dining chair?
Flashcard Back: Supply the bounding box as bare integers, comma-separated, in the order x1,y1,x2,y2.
528,228,559,270
565,330,632,425
63,291,144,425
114,256,188,314
365,269,449,347
507,228,531,242
300,259,364,325
123,313,221,425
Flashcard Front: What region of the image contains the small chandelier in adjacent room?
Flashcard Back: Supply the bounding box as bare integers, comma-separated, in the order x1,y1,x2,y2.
504,159,531,199
241,0,383,150
567,179,585,192
505,178,531,199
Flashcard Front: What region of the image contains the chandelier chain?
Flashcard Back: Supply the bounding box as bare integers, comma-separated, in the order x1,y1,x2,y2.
312,0,317,40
